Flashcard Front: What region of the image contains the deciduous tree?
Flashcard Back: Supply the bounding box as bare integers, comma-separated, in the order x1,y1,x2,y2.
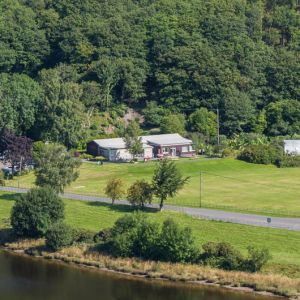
152,159,189,210
34,143,81,193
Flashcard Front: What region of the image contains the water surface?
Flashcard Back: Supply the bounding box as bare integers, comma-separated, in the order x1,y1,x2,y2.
0,251,278,300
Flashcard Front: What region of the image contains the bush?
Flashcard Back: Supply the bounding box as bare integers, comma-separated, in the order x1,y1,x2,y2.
102,213,200,262
200,242,270,272
46,222,74,251
275,155,300,168
81,153,94,160
221,148,235,158
11,187,64,237
94,228,113,243
243,247,271,272
157,219,199,263
107,214,198,262
200,242,244,271
92,156,106,162
108,213,160,258
238,144,282,165
73,228,95,244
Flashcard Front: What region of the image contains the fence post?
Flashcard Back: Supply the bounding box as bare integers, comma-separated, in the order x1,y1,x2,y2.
200,171,202,208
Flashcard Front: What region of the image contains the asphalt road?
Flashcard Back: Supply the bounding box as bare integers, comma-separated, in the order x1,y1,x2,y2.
1,186,300,231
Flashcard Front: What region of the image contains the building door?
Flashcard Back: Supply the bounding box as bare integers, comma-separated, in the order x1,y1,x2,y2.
171,148,176,156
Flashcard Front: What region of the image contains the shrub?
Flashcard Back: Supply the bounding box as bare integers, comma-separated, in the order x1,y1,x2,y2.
243,247,271,272
92,156,106,162
106,214,198,262
109,213,160,258
200,242,270,272
200,242,244,271
127,180,153,208
275,155,300,168
94,228,113,243
221,148,235,158
46,222,74,251
73,228,95,244
156,219,199,263
81,153,94,160
11,187,64,237
238,144,282,165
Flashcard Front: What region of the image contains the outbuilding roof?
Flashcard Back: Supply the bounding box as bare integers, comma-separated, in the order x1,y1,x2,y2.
142,134,192,146
91,134,192,150
92,138,152,150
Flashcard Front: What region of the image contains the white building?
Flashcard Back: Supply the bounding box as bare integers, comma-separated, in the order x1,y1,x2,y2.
87,133,195,162
284,140,300,155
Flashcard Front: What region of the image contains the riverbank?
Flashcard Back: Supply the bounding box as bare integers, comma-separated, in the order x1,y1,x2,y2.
2,238,300,299
1,192,300,278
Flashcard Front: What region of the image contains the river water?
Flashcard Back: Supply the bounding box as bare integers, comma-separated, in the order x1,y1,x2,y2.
0,251,278,300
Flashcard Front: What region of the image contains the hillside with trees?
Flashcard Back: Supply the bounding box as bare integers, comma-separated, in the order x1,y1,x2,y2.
0,0,299,148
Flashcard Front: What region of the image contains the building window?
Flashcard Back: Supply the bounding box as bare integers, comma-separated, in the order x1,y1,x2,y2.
182,146,188,153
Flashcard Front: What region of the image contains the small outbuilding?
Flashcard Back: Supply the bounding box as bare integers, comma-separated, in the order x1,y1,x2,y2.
284,140,300,155
87,133,195,162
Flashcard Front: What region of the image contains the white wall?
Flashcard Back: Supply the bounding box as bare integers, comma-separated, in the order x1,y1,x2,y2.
107,147,153,161
109,149,133,161
144,148,153,158
284,140,300,155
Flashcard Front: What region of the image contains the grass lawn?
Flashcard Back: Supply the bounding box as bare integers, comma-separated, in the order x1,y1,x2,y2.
6,157,300,216
0,191,300,278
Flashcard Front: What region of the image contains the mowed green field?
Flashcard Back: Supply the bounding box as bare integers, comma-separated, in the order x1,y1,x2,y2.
0,191,299,277
7,158,300,216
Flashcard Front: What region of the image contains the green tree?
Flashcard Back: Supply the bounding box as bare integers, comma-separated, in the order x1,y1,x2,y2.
127,180,153,208
188,108,217,138
142,102,170,127
123,121,143,159
0,0,49,73
11,187,64,237
34,143,81,193
152,159,189,210
0,73,42,135
105,178,125,205
265,99,300,136
36,65,85,148
254,110,267,134
160,114,186,136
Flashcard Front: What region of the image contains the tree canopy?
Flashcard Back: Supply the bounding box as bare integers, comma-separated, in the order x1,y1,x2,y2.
0,0,299,143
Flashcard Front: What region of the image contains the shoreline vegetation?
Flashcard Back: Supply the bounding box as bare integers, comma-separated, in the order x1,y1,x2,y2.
1,239,299,300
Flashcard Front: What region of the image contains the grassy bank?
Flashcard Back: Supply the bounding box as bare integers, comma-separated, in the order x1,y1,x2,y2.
1,191,300,278
2,239,300,299
6,158,300,216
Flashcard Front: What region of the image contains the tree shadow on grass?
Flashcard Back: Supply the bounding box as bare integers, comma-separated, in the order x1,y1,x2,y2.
0,192,20,201
87,201,159,214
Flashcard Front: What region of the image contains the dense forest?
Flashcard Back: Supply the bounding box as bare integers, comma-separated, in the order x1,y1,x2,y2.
0,0,299,148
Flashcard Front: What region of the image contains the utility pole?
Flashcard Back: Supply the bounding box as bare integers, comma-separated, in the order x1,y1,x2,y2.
217,108,220,147
200,171,202,208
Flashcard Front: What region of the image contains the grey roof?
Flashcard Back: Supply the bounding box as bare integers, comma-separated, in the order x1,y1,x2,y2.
142,134,192,146
284,140,300,144
92,134,192,149
92,138,152,150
